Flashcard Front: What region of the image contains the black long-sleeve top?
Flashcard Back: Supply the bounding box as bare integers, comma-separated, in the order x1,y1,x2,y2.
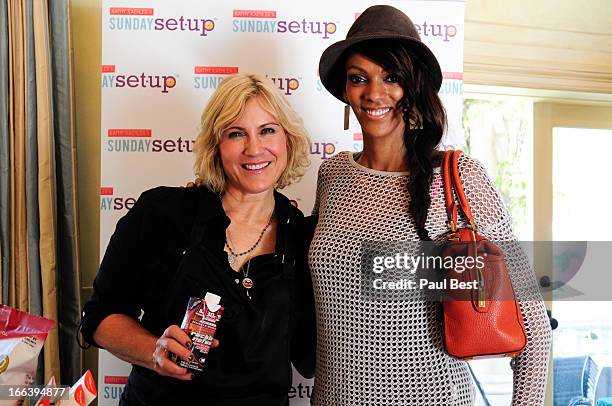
80,186,316,406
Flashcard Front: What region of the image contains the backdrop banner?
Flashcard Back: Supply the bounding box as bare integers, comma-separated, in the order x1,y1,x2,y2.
98,1,465,404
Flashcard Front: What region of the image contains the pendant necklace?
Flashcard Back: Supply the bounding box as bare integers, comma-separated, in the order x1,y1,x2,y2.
242,260,253,299
225,210,274,267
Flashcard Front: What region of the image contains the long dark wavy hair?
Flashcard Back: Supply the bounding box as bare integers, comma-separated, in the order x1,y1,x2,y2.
342,39,447,239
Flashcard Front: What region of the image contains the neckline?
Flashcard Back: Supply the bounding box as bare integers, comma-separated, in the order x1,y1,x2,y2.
348,151,441,176
348,152,410,176
226,252,277,274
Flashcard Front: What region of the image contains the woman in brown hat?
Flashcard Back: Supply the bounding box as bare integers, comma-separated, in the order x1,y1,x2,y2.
311,5,551,405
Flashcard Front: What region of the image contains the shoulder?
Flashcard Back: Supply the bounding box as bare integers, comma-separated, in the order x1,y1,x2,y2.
273,190,317,240
138,186,216,207
129,186,218,230
453,152,501,203
328,150,352,166
453,152,513,228
456,152,486,172
316,151,352,177
455,153,492,187
137,185,208,203
274,190,305,221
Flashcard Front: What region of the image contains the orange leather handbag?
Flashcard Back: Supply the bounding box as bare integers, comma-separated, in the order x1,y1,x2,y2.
439,150,526,360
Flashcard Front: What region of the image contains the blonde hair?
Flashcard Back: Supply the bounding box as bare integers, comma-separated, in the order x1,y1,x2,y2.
193,73,311,192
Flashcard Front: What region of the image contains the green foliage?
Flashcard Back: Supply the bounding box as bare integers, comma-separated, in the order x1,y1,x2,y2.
461,98,530,230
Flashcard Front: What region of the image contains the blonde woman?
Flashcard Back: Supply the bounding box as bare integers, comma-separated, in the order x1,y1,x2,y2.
80,74,315,406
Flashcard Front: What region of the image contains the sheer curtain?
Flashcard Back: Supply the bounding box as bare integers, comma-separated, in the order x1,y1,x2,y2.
0,0,81,384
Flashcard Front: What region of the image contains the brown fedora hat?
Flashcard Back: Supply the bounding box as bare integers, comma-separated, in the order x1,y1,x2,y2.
319,5,443,103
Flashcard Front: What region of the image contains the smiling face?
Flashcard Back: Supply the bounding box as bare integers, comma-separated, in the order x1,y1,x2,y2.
344,53,405,142
218,96,288,196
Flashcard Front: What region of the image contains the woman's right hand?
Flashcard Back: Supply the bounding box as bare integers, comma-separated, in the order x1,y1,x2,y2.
153,325,194,380
152,325,220,380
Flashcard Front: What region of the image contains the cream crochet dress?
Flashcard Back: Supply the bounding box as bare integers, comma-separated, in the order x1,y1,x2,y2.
309,151,551,406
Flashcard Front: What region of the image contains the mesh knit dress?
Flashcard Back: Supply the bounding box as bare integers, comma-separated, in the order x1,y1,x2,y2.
308,151,551,406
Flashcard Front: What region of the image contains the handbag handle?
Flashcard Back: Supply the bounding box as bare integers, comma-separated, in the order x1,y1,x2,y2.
442,150,458,231
442,150,477,232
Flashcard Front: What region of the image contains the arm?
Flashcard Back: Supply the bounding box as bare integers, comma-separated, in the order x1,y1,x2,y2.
310,161,327,217
291,215,318,378
94,315,194,380
94,314,157,368
458,155,552,406
80,189,194,380
80,190,150,348
290,163,325,377
291,277,316,379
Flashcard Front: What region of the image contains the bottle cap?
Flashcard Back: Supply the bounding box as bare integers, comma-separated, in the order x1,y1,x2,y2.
204,293,221,310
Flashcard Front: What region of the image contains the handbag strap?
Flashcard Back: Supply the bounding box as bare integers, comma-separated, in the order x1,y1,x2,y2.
442,150,458,231
442,150,477,232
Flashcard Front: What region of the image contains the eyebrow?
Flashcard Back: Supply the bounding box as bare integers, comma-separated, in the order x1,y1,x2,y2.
259,122,280,128
224,122,280,131
346,66,392,77
346,65,367,73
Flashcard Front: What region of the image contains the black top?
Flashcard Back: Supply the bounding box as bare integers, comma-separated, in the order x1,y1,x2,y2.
80,186,316,406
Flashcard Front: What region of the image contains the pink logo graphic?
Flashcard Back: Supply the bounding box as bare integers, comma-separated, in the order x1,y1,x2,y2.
193,66,240,91
110,7,153,16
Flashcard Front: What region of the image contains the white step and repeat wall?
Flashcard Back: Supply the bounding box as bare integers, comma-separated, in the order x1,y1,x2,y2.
98,1,465,404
